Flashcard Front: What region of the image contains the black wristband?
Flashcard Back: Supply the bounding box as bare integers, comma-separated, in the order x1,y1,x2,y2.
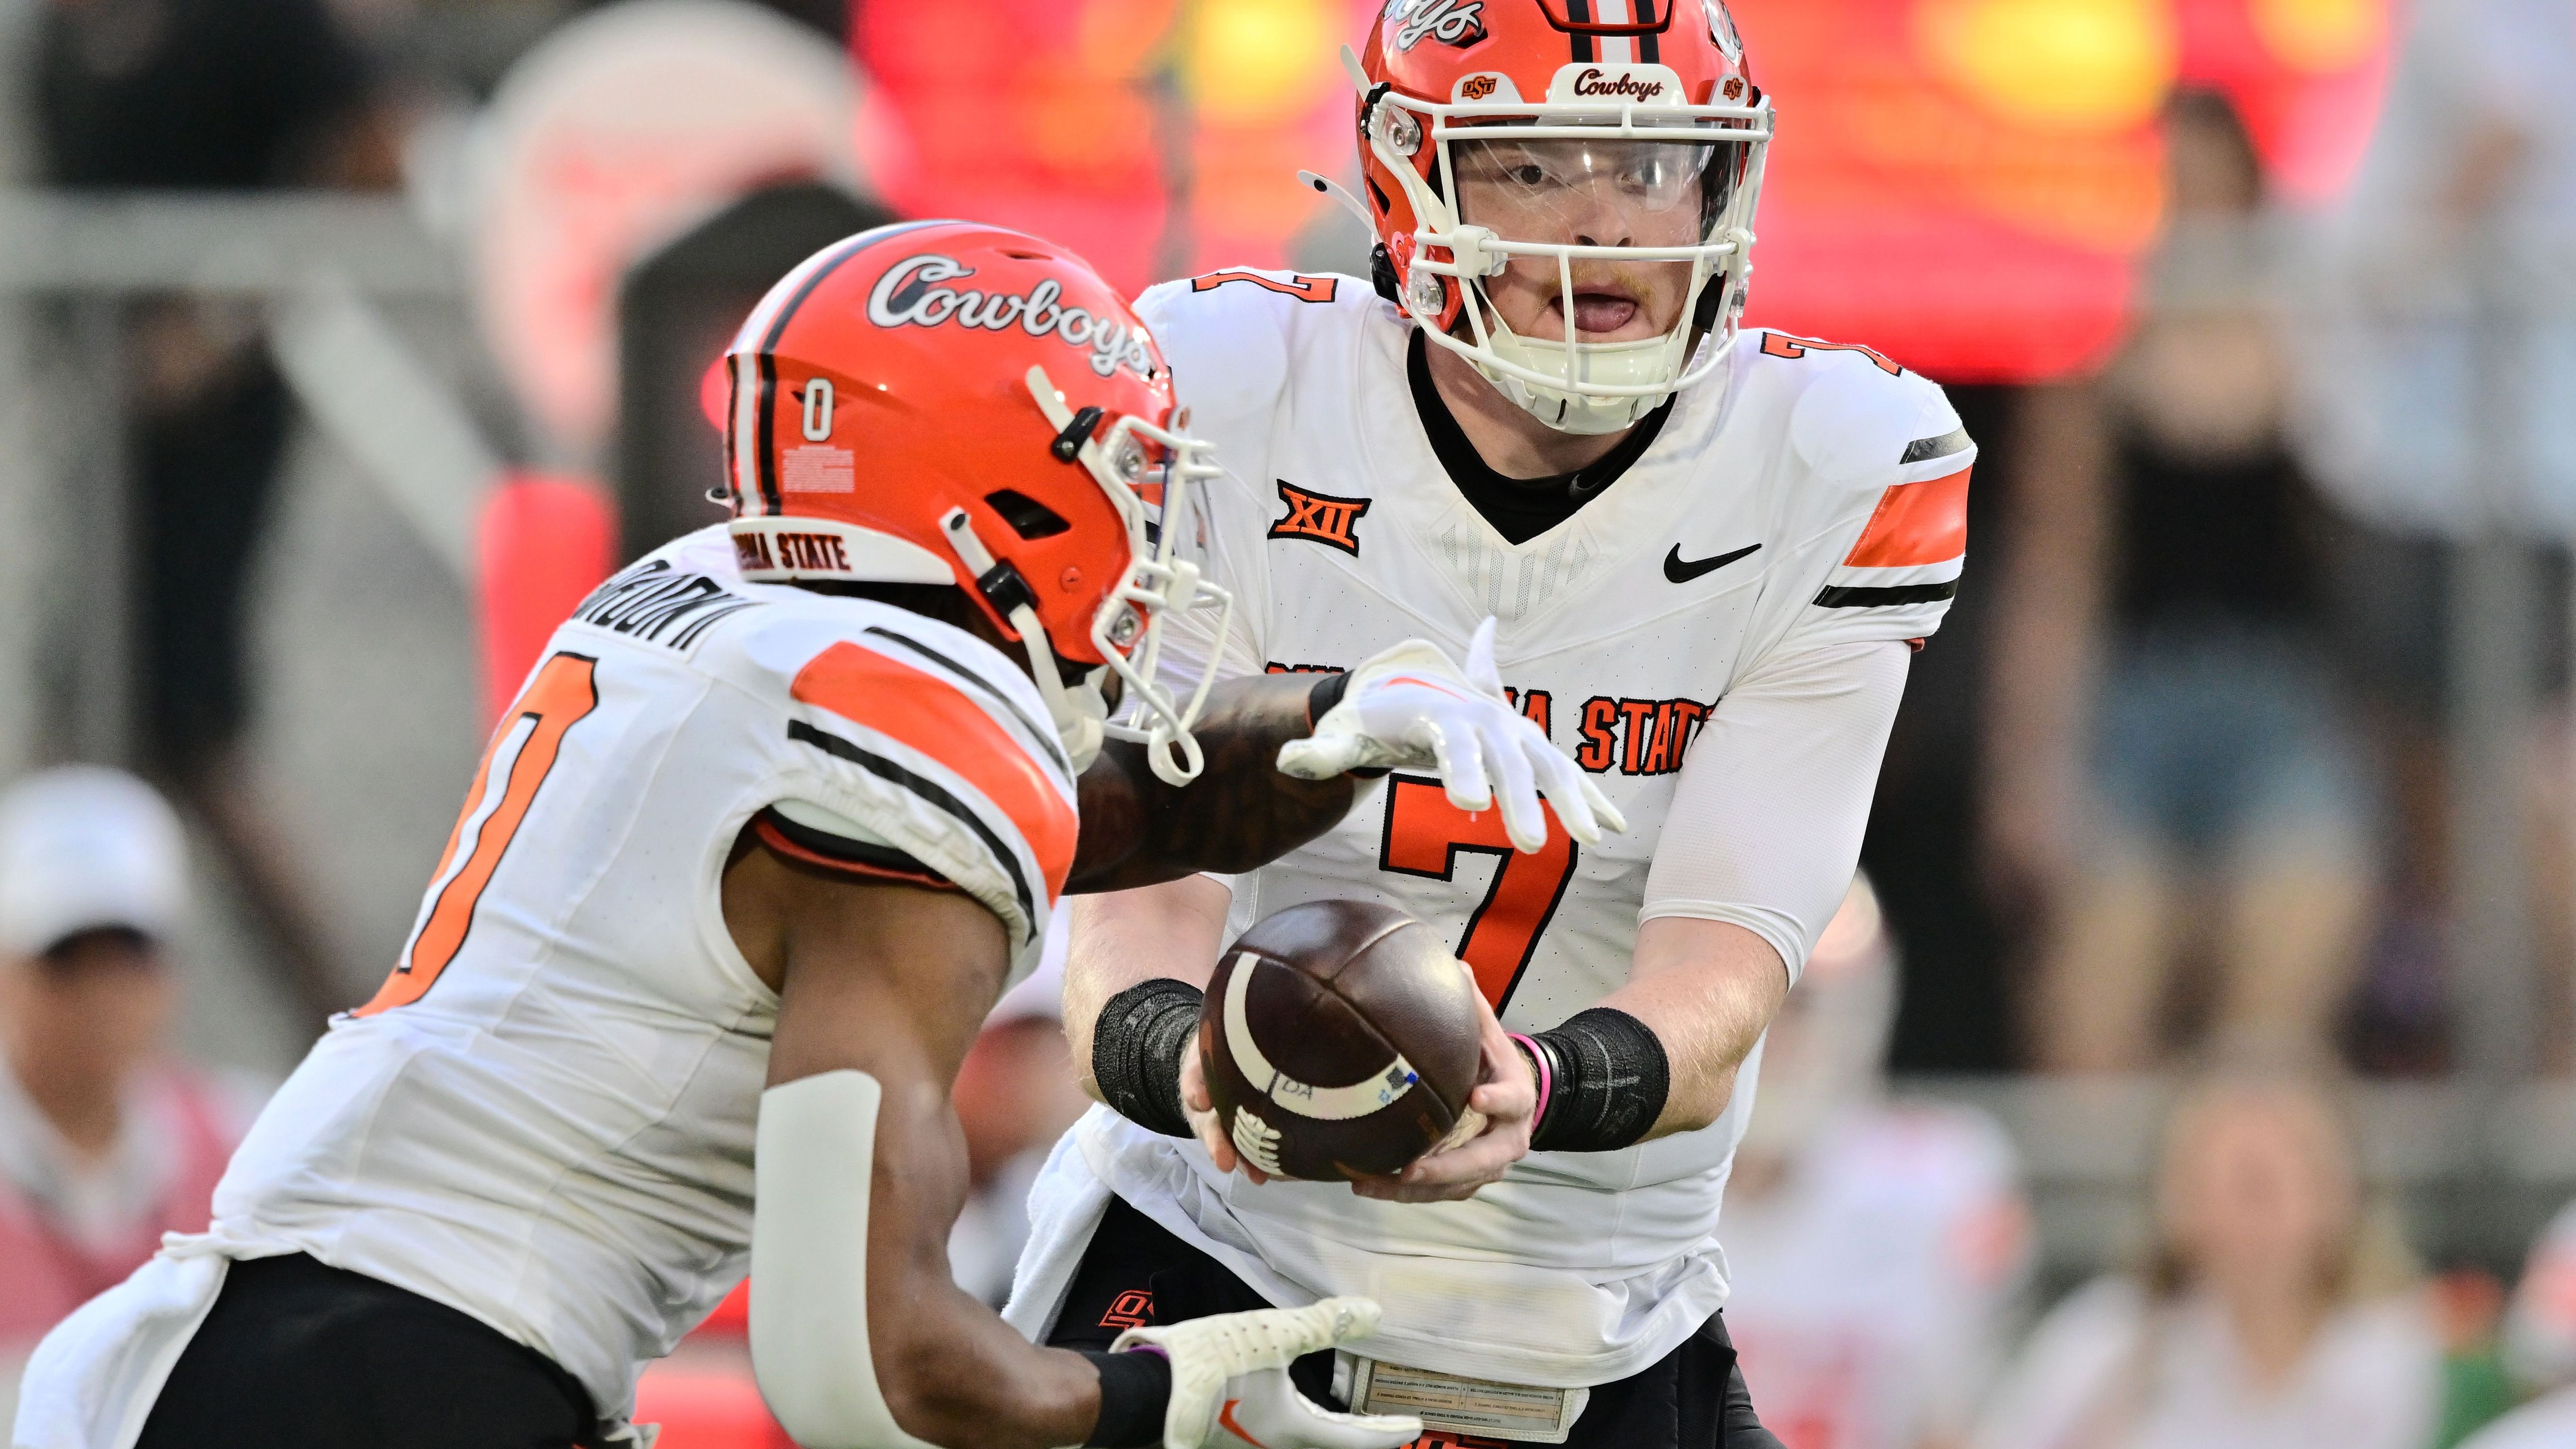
1306,668,1353,725
1091,979,1202,1138
1081,1349,1172,1448
1302,670,1389,779
1526,1007,1670,1153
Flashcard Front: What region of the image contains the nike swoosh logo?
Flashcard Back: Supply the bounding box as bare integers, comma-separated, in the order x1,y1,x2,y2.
1663,542,1760,583
1218,1400,1271,1449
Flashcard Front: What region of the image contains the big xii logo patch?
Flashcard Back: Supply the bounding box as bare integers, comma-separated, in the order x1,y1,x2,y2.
1268,480,1372,555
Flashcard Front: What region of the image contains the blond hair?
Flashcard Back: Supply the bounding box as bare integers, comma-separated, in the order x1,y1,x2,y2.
2059,1055,2418,1449
2140,1057,2417,1305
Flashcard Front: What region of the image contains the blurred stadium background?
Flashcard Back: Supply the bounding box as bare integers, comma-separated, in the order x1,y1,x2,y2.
4,0,2576,1444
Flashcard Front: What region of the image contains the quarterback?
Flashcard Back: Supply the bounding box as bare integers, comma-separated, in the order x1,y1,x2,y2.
1012,5,1975,1449
12,224,1614,1449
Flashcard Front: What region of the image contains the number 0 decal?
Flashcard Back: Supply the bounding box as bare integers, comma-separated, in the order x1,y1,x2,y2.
1378,776,1578,1013
358,652,600,1016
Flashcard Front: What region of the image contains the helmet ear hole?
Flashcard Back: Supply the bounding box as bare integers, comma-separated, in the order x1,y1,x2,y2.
985,490,1072,541
1370,243,1403,306
1692,281,1726,332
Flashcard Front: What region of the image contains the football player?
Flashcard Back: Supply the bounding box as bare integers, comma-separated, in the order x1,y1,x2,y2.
1013,6,1975,1449
1718,878,2032,1449
12,224,1613,1449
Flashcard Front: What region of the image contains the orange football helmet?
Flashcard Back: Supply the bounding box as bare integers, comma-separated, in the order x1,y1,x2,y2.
721,222,1232,782
1350,0,1771,433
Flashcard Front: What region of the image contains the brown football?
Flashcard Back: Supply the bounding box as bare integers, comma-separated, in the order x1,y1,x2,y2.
1198,899,1485,1182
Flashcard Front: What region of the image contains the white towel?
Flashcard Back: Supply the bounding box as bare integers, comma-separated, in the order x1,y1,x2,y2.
999,1127,1114,1342
11,1234,244,1449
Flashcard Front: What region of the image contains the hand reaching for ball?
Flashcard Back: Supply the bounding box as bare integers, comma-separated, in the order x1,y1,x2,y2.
1276,617,1625,853
1181,985,1536,1203
1348,988,1535,1202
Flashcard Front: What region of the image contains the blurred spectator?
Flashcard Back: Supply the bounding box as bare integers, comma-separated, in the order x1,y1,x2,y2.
1985,92,2376,1073
1971,1066,2436,1449
31,0,403,1027
2458,1199,2576,1449
0,769,250,1413
2296,0,2576,538
2294,0,2576,1076
1722,876,2034,1449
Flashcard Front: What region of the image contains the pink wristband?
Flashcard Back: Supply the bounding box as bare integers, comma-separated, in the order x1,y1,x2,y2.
1507,1032,1550,1131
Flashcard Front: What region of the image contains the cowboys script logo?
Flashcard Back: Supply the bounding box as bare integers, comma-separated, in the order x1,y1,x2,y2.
867,254,1157,379
1268,481,1371,556
1570,68,1666,101
1386,0,1485,50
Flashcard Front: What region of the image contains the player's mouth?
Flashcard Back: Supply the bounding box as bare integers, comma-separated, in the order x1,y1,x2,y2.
1544,289,1643,339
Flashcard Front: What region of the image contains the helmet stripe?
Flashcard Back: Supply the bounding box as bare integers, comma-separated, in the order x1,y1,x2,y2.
744,228,888,515
757,233,872,354
754,351,782,516
723,352,746,512
733,222,962,515
1638,0,1660,61
1566,0,1596,60
734,352,765,514
1598,0,1633,60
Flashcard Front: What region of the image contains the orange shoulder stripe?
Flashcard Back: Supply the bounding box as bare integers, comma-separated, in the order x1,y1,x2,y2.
1843,467,1971,569
790,642,1076,897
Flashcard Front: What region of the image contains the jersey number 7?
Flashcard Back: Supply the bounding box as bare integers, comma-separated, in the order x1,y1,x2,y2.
357,652,601,1016
1378,776,1577,1014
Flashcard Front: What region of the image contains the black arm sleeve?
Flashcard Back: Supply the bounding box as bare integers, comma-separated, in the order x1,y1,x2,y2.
1524,1007,1670,1153
1090,979,1204,1138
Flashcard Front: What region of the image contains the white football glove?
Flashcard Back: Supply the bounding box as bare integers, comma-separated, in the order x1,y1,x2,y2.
1277,617,1626,852
1110,1296,1420,1449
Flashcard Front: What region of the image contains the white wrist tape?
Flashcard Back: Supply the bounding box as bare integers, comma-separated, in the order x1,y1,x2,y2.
751,1070,944,1449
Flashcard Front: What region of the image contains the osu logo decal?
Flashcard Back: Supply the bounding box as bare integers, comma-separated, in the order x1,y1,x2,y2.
1460,74,1500,100
1386,0,1485,50
1098,1288,1154,1330
867,253,1156,380
1268,481,1372,556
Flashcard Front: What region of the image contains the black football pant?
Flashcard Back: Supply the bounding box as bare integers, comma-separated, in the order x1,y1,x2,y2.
135,1253,603,1449
1047,1195,1786,1449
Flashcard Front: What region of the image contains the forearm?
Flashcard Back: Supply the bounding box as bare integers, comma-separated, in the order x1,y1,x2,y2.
754,1070,1109,1449
749,870,1125,1449
1595,918,1789,1139
1070,674,1356,892
857,1083,1106,1448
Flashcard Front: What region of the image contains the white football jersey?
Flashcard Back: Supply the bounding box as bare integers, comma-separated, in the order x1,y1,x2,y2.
204,525,1076,1418
1719,1105,2032,1449
1063,272,1974,1386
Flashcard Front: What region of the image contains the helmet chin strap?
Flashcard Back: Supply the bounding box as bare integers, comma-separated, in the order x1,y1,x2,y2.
939,508,1108,772
1479,329,1686,434
1459,245,1716,435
